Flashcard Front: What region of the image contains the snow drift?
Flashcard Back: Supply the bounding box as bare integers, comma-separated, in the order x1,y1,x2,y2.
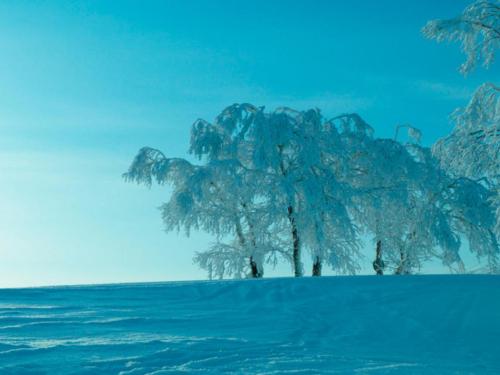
1,275,499,374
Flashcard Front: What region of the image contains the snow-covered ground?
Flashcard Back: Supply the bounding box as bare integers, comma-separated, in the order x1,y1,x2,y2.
0,275,499,374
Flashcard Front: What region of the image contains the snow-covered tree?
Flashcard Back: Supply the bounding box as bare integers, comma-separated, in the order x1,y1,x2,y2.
125,100,499,278
422,0,499,75
190,104,361,277
125,103,368,278
432,83,499,242
340,120,499,274
433,83,499,180
124,146,285,279
423,0,500,247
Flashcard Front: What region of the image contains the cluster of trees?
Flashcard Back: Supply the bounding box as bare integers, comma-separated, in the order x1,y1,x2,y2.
124,0,499,278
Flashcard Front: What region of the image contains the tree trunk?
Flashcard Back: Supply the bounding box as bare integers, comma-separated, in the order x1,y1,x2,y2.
277,146,302,277
287,205,303,277
372,240,384,276
396,231,416,275
235,218,246,248
395,247,409,275
241,202,264,278
249,256,262,278
242,203,263,278
312,256,322,276
236,218,261,279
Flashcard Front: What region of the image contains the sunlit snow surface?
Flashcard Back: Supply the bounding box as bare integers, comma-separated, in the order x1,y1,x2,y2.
1,275,499,374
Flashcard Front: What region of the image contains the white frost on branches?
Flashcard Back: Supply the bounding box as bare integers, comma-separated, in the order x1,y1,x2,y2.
424,1,499,245
125,102,499,277
422,0,500,75
122,0,500,277
433,83,499,181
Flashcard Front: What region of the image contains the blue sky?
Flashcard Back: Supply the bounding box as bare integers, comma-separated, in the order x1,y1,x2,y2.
0,0,497,287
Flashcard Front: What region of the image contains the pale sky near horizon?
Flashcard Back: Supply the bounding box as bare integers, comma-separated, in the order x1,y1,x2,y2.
1,0,497,287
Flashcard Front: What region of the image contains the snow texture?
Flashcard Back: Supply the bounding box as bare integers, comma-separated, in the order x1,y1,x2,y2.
1,275,499,374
